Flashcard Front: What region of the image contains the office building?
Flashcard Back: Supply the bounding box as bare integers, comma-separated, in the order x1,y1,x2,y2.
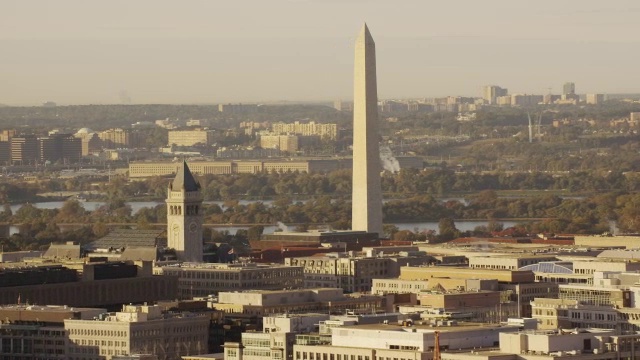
38,133,82,163
563,82,576,95
99,128,138,148
74,128,102,156
0,304,106,359
260,134,299,153
10,135,38,165
157,263,304,298
469,255,558,270
218,103,258,113
65,304,209,360
271,121,339,140
586,93,605,105
167,129,215,146
0,261,177,308
510,94,544,107
213,288,392,317
482,85,508,104
0,141,10,165
285,251,433,293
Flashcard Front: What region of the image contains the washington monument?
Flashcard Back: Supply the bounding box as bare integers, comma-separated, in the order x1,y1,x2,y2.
351,24,383,236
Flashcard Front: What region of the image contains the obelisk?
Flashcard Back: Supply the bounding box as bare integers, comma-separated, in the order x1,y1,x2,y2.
351,24,383,236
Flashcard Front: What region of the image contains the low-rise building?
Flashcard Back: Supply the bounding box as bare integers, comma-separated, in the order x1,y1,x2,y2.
213,288,393,317
157,263,304,298
286,252,433,293
65,304,209,360
469,255,558,271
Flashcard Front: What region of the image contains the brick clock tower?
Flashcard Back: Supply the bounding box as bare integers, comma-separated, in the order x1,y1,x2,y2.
166,161,203,262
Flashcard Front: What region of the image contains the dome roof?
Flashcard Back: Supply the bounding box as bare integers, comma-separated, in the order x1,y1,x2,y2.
76,127,94,134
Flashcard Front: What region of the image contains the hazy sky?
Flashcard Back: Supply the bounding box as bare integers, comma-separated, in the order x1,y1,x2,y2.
2,0,640,105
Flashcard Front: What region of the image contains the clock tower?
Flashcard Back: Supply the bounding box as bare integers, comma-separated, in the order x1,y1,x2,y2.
166,161,203,262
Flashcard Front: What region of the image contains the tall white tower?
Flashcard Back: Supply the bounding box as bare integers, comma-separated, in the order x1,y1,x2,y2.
166,161,203,262
351,24,383,236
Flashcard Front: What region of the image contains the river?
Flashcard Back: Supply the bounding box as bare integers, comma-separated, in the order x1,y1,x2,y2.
7,197,527,236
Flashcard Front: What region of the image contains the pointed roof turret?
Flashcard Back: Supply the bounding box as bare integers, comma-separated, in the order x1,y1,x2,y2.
171,161,200,191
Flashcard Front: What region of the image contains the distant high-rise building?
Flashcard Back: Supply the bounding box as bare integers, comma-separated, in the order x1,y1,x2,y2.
99,128,135,148
586,93,605,105
482,85,508,105
10,135,38,165
0,141,10,165
218,103,258,113
38,133,81,163
0,130,15,142
352,24,383,236
74,128,102,156
510,94,544,107
260,134,299,153
563,82,575,95
167,129,214,146
270,121,338,140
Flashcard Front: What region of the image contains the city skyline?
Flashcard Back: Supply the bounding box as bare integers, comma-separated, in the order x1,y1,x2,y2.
2,0,640,105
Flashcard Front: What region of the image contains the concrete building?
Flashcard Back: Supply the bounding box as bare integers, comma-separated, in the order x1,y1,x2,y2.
213,288,392,317
157,263,304,298
372,279,430,295
562,82,576,95
469,255,558,271
510,94,543,107
263,313,330,334
0,261,178,308
293,322,519,360
499,328,614,358
482,85,508,105
10,135,38,165
572,259,640,275
38,133,82,163
260,134,299,153
399,266,536,284
0,140,10,165
128,157,422,178
285,251,433,293
218,103,258,113
99,128,138,148
586,93,605,104
74,128,102,156
167,129,215,147
351,24,383,236
65,304,209,360
0,304,106,359
166,161,203,262
495,95,511,106
271,121,338,140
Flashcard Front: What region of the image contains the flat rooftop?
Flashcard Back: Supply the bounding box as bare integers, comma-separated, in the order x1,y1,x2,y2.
340,322,517,333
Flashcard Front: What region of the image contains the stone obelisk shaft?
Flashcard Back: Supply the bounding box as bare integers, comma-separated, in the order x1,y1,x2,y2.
352,24,383,236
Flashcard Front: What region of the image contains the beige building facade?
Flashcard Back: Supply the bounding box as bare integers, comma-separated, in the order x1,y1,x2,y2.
157,263,304,298
168,130,214,146
64,304,209,360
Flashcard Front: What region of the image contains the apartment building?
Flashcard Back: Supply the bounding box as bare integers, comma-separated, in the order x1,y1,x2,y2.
271,121,338,140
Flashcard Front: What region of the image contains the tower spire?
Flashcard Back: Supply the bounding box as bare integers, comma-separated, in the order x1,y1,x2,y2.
351,24,383,236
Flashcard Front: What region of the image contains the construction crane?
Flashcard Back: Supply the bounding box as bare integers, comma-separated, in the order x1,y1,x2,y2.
433,331,441,360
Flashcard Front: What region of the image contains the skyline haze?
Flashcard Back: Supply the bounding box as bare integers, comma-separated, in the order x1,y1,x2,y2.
2,0,640,105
